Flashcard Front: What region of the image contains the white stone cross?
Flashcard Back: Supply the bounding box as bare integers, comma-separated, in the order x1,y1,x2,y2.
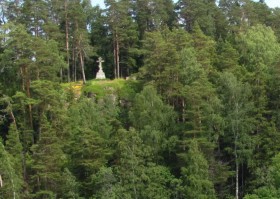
97,57,104,70
96,57,106,79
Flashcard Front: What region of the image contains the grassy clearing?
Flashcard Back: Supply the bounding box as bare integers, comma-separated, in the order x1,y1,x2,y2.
82,79,126,98
62,79,142,100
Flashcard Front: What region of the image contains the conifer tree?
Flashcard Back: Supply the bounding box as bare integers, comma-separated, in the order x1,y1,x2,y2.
191,23,216,75
0,140,22,199
65,96,118,197
105,0,138,78
176,0,217,36
21,0,48,37
181,140,216,199
5,123,23,188
114,128,146,198
134,0,177,39
215,40,239,72
129,85,176,161
31,115,65,198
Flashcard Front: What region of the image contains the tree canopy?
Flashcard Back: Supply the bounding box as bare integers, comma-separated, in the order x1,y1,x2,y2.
1,0,280,198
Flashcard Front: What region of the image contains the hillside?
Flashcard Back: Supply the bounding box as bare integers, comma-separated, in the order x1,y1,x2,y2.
1,0,280,198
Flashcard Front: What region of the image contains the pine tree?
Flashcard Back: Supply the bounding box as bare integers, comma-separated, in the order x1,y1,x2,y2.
114,128,146,199
0,140,22,199
59,168,80,198
176,0,217,36
218,0,251,33
65,96,118,197
181,140,216,199
134,0,177,39
191,23,216,75
20,0,48,37
31,115,65,198
105,0,138,78
215,40,239,72
140,28,191,100
91,6,114,78
91,167,118,199
129,85,176,161
5,123,23,187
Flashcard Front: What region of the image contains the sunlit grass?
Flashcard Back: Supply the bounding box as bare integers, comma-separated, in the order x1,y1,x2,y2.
61,78,141,100
82,79,126,98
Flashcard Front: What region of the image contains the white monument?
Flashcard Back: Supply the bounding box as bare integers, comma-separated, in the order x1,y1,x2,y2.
96,57,106,79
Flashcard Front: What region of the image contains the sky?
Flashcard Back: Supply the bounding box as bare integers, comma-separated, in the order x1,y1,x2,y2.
265,0,280,7
91,0,105,8
91,0,280,8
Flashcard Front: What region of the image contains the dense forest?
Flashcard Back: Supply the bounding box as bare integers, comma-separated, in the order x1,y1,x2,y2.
1,0,280,198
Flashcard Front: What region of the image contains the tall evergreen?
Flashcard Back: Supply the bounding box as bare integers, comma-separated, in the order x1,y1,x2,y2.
105,0,138,78
181,140,216,199
0,140,22,199
30,115,65,198
65,96,118,197
129,85,176,161
0,0,280,198
176,0,217,36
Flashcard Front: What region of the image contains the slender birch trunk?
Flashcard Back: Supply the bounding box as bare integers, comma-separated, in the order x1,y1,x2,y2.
79,51,86,84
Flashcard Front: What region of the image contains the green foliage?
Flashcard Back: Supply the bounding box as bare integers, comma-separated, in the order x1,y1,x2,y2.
5,123,23,186
82,79,126,99
142,164,177,199
1,1,280,198
244,153,280,198
181,140,216,199
0,140,23,199
129,85,175,131
65,96,118,197
91,167,119,199
244,187,279,199
238,24,280,71
59,168,80,199
218,72,254,163
215,40,239,72
1,23,66,84
105,0,139,77
114,128,178,199
176,0,217,36
31,115,66,197
129,85,176,161
114,128,145,198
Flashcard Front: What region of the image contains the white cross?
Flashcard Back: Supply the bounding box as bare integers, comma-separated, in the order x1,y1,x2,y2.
97,57,104,70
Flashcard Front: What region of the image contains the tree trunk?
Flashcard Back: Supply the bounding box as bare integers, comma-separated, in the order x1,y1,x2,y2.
9,110,16,126
20,67,25,91
22,65,33,129
236,159,239,199
79,51,86,84
26,78,33,129
65,0,70,82
235,132,239,199
116,35,120,78
23,152,27,181
114,31,120,79
72,45,76,81
182,98,185,122
114,42,117,78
